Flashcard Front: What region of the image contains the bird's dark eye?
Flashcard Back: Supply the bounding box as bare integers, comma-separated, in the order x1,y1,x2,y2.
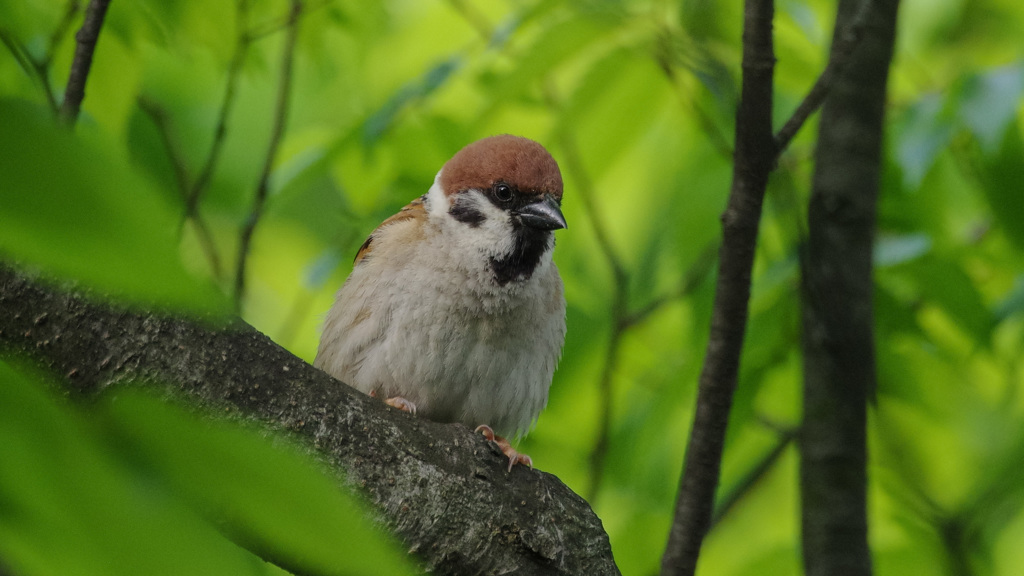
493,183,514,203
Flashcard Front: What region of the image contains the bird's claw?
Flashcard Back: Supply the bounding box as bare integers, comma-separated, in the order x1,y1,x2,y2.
371,391,417,414
475,424,533,472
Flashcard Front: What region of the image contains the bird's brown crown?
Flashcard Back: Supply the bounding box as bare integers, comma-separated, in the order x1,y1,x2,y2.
440,135,563,200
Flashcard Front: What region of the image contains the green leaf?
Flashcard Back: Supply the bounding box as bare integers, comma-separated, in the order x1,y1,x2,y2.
0,361,415,576
0,362,273,576
957,63,1024,154
896,93,957,189
0,99,228,315
362,57,462,145
99,392,416,576
994,274,1024,321
905,256,996,346
875,233,933,267
977,123,1024,249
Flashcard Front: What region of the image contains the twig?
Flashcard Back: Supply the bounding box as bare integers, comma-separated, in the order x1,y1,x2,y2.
711,426,796,527
59,0,112,126
654,33,734,160
622,244,717,329
37,0,84,113
446,0,494,39
585,244,718,501
245,0,327,41
660,0,777,574
773,0,875,153
137,97,191,202
46,1,84,64
0,0,82,114
186,0,252,220
0,30,36,82
586,310,625,502
0,30,59,113
543,81,632,502
137,97,225,281
546,96,628,286
234,0,303,310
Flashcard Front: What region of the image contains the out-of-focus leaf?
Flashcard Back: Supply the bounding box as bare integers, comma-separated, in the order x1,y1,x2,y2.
0,362,275,576
781,0,825,43
0,360,415,576
875,233,933,267
99,392,416,576
362,56,462,144
0,99,228,315
977,124,1024,249
486,15,613,103
874,283,925,343
904,257,995,346
0,1,64,45
896,93,957,189
957,63,1024,154
994,274,1024,321
559,46,671,173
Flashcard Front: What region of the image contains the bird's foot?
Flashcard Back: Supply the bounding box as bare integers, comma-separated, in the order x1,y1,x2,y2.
475,424,533,472
370,391,417,414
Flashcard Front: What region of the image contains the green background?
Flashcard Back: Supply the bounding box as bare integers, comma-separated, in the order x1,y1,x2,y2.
2,0,1024,574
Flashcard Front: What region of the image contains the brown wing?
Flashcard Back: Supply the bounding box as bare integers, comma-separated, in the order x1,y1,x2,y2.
353,196,427,265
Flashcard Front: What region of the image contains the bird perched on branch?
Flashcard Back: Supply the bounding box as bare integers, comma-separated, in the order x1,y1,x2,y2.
315,135,567,470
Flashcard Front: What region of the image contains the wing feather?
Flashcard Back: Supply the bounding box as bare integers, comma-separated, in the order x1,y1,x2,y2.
353,196,427,265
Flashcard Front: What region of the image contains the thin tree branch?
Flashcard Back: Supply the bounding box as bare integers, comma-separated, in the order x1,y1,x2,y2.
245,0,330,42
187,0,252,221
538,78,632,503
773,0,875,153
234,0,302,311
660,0,776,574
137,96,225,281
585,245,717,502
547,95,629,287
45,0,84,67
710,425,796,528
0,30,60,114
59,0,112,126
621,244,718,330
654,33,734,161
35,0,84,114
446,0,494,40
554,122,627,501
0,30,36,82
544,82,631,503
137,97,191,202
586,314,625,503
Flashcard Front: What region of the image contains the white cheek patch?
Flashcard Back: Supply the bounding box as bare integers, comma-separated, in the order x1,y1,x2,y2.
428,176,516,259
426,172,450,219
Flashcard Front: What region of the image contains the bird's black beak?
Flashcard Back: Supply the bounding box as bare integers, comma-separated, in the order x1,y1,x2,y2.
515,196,567,231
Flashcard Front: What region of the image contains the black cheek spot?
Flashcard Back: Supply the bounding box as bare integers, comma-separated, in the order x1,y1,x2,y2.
449,203,486,228
489,228,550,286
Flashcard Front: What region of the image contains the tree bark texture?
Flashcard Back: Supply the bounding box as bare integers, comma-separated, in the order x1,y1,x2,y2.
0,264,619,576
799,0,899,575
660,1,776,575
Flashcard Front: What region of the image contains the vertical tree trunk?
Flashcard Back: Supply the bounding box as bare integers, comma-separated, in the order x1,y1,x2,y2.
799,0,900,575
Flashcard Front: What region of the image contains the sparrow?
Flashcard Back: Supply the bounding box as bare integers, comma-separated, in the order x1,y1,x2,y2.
315,134,567,470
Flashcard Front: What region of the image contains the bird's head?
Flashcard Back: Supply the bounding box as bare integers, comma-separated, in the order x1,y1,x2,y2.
431,135,566,285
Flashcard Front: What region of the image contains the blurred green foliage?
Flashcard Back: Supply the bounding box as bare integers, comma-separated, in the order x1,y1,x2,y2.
0,361,415,576
1,0,1024,575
